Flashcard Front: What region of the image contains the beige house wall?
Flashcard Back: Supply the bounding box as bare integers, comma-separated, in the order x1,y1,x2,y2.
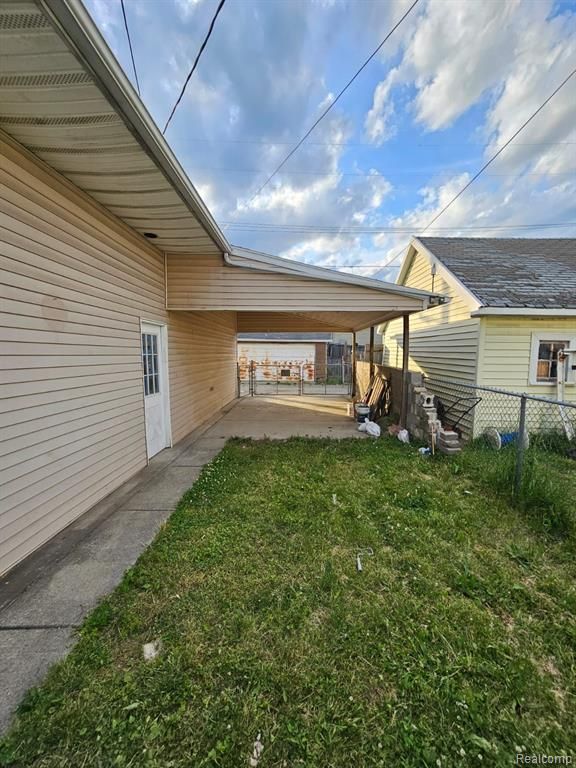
0,136,237,576
167,253,425,313
381,247,480,383
168,310,237,444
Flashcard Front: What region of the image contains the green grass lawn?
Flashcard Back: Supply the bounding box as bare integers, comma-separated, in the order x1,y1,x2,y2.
1,437,575,767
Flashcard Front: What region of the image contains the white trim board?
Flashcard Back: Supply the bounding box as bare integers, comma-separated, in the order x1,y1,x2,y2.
529,331,576,387
472,308,576,317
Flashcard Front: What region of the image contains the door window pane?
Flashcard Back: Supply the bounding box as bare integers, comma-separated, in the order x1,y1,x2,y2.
142,333,160,395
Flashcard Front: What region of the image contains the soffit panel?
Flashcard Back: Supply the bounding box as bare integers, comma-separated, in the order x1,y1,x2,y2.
0,1,220,254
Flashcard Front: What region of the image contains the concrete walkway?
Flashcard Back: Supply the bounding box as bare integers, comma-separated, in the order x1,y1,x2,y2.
0,395,360,733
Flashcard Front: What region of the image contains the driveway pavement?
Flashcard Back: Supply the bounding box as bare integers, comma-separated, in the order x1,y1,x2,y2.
0,395,360,733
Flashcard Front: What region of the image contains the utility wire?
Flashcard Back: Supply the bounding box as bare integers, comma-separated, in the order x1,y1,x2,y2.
170,137,576,147
242,0,421,207
121,0,141,97
376,65,576,273
223,222,576,233
189,166,572,177
162,0,227,135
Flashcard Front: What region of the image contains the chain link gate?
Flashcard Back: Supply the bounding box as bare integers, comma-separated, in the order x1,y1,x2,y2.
237,360,352,397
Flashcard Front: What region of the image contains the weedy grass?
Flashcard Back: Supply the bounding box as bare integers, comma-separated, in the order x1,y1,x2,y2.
461,444,576,539
1,437,574,767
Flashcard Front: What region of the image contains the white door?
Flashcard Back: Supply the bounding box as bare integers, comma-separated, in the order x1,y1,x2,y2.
141,323,168,459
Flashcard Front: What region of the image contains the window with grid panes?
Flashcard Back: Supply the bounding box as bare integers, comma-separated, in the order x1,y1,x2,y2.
141,333,160,395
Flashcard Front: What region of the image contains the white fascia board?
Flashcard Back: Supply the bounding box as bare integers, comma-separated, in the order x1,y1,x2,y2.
471,307,576,317
395,240,418,286
40,0,231,255
410,238,483,313
227,247,447,307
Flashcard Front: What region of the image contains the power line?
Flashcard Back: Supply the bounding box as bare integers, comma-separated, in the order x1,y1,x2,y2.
173,136,576,148
375,66,576,273
190,166,572,178
242,0,421,207
162,0,228,135
120,0,141,97
223,222,576,233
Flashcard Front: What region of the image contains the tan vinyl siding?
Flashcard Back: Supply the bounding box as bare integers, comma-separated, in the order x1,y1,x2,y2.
382,249,480,382
167,254,423,313
0,136,237,576
168,310,237,443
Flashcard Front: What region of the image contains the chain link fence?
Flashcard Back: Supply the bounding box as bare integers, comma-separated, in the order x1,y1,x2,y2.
423,375,576,496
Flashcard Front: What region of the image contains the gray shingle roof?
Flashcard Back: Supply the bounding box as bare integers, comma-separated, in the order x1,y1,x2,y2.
419,238,576,309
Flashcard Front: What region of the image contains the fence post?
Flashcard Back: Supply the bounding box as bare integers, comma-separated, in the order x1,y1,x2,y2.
400,314,410,428
351,332,357,398
514,394,528,496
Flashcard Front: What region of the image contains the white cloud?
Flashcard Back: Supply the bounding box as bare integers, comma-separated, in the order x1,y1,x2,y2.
364,68,399,145
408,0,523,131
483,9,576,178
364,0,575,147
174,0,203,20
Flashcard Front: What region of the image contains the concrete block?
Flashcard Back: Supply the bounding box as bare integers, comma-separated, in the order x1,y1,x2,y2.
438,444,461,455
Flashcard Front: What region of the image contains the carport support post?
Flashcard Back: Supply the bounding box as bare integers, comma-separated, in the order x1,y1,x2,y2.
351,332,357,398
369,326,375,379
400,314,410,428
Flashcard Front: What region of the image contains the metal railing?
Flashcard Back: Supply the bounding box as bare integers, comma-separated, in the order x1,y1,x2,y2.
238,360,352,397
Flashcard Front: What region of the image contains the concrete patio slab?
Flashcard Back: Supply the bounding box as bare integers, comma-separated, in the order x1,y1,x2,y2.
204,395,362,440
173,445,223,467
0,628,74,733
0,560,132,628
0,394,360,734
125,466,202,510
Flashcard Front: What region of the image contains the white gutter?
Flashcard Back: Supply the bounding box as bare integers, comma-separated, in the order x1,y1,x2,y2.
226,247,448,307
38,0,232,255
471,307,576,317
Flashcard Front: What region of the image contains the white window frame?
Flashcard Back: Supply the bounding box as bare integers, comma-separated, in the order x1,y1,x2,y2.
529,332,576,386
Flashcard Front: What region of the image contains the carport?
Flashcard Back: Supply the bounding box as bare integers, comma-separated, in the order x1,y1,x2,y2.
166,245,447,416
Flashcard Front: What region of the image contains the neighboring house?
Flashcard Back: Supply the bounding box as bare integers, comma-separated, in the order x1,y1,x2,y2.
0,1,443,576
381,237,576,433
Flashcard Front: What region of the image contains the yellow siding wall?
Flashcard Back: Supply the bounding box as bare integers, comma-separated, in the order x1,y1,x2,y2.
0,136,237,576
382,249,480,382
478,316,576,398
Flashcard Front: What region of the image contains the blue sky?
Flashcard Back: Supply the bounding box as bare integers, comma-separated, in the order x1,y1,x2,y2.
85,0,576,280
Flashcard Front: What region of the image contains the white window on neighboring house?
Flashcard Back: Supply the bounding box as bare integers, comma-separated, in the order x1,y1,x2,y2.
530,333,575,385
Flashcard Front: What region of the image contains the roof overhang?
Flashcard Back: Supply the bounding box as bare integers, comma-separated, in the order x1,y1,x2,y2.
228,247,447,307
0,0,229,254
